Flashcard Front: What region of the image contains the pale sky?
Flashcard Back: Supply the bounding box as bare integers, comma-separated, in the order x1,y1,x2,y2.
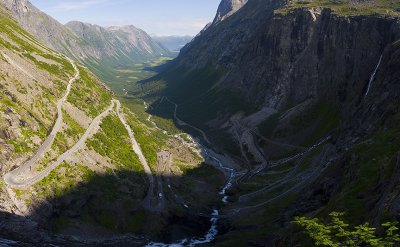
29,0,221,36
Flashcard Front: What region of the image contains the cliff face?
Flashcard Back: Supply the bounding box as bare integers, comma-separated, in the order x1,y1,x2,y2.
179,0,277,68
144,0,400,245
213,0,248,24
152,0,400,137
180,6,400,109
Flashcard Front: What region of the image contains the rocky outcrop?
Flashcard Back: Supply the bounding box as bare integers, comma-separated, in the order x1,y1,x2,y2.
1,0,82,57
213,0,248,24
0,139,13,173
2,0,30,14
180,4,400,110
179,0,281,68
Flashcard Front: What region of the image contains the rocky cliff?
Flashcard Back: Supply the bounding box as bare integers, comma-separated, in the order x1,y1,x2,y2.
147,0,400,147
177,1,400,109
1,0,83,58
213,0,248,24
142,0,400,245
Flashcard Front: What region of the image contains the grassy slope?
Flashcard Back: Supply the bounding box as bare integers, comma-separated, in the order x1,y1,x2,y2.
216,120,400,246
0,9,144,231
319,114,400,223
215,105,400,246
67,65,113,118
277,0,400,16
258,101,340,147
0,5,232,240
86,114,143,171
0,13,223,237
0,12,74,157
143,64,256,143
83,54,173,96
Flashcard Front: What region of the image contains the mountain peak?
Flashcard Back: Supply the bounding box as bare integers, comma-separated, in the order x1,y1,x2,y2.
213,0,248,24
108,25,142,33
2,0,35,15
65,21,106,34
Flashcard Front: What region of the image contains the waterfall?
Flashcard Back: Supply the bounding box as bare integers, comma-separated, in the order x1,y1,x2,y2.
364,54,383,98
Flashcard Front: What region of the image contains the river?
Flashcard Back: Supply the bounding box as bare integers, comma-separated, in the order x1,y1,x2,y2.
144,100,235,246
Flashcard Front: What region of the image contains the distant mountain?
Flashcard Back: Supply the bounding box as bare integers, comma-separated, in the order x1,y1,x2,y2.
0,0,170,81
1,0,82,58
152,35,193,52
66,21,168,62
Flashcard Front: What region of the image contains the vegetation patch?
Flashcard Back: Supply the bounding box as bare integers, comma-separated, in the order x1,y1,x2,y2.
124,109,168,170
295,212,400,246
35,162,92,199
86,114,143,171
276,0,400,17
68,66,113,118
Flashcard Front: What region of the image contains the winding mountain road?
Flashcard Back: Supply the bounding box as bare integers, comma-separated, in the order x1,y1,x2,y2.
4,58,79,183
269,136,331,167
237,136,331,202
232,120,268,184
115,100,156,211
4,100,115,188
165,157,189,209
5,97,159,214
161,97,211,145
231,145,334,215
2,59,188,213
152,151,168,212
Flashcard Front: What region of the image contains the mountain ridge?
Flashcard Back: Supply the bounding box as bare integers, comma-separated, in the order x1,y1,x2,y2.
151,35,193,52
65,21,167,60
0,0,170,83
213,0,248,24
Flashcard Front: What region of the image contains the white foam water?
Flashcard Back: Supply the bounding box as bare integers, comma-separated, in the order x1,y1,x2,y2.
146,144,235,247
143,100,235,246
364,54,383,98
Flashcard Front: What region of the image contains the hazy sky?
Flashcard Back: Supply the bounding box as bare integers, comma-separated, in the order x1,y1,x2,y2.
29,0,221,36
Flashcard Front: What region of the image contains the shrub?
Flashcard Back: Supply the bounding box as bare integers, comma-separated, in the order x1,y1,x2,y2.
294,212,400,246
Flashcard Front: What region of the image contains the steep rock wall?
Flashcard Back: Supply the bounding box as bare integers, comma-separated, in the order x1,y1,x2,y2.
179,7,400,112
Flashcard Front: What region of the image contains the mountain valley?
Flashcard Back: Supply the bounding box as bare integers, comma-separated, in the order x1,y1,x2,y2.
0,2,225,245
0,0,400,246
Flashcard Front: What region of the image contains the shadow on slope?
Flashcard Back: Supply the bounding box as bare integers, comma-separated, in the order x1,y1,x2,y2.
1,163,225,246
128,37,400,247
134,62,258,161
